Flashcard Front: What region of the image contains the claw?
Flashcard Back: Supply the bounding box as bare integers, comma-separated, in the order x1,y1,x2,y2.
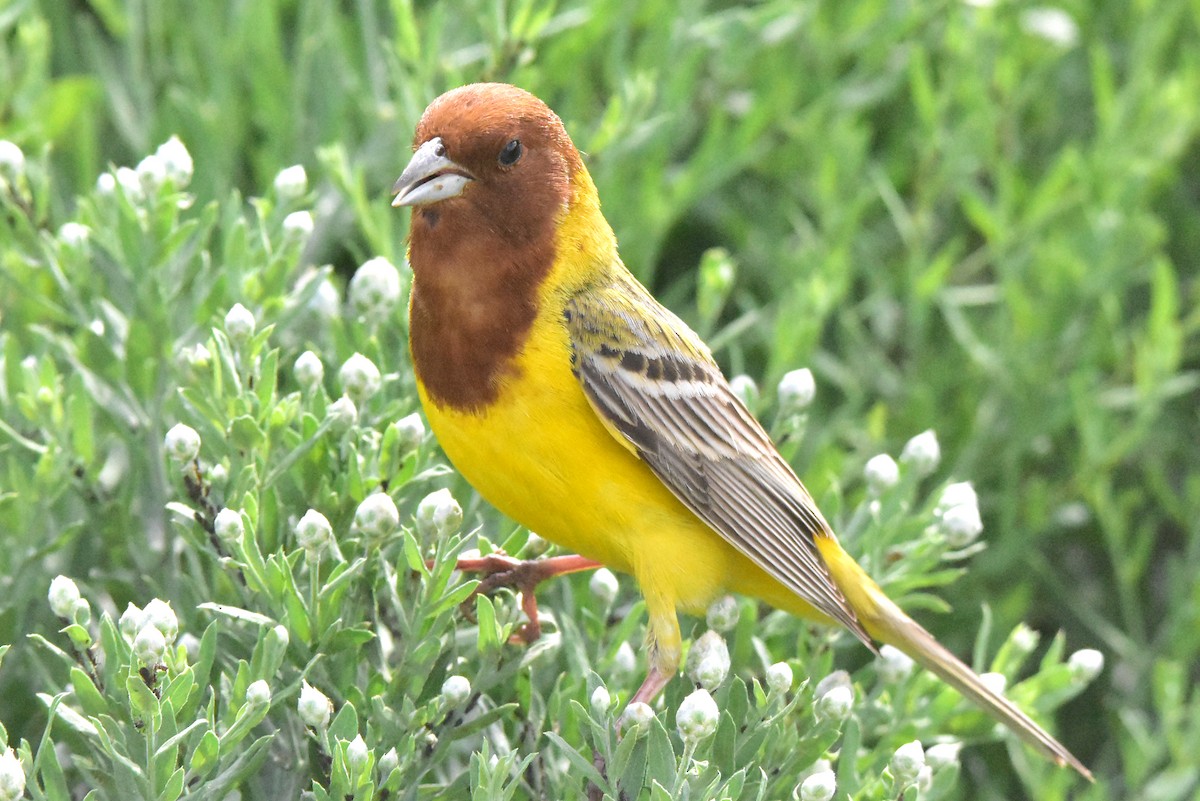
451,553,603,642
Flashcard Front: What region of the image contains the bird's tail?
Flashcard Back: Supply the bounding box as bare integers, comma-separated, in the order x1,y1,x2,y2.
815,536,1093,781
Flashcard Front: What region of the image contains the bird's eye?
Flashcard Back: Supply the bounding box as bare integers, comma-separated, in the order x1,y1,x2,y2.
498,139,523,167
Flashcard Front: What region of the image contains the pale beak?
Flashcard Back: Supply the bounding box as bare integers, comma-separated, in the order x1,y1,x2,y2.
391,137,474,208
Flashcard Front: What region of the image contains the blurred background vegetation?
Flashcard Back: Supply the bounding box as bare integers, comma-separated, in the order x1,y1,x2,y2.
1,0,1198,798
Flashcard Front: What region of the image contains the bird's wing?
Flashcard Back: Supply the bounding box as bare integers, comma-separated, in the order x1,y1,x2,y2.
564,273,871,645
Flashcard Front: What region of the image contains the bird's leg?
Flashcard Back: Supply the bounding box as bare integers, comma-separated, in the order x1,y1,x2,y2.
454,553,603,643
618,591,682,731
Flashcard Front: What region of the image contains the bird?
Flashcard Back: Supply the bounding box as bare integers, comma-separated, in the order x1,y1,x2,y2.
390,82,1091,780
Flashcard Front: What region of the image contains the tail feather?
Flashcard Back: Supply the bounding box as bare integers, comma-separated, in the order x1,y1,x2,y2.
871,596,1093,781
813,536,1093,781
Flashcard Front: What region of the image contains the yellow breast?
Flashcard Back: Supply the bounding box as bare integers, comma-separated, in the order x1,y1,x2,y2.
419,294,751,613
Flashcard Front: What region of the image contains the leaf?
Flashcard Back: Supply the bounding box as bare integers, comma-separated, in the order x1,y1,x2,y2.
197,603,276,627
323,627,377,651
157,767,185,801
475,593,500,654
203,734,274,797
154,719,206,763
616,726,649,798
37,692,98,737
328,700,360,742
160,667,195,722
447,704,521,741
70,667,109,717
544,731,609,790
836,717,862,796
127,674,161,730
645,715,676,791
189,728,220,778
713,709,737,776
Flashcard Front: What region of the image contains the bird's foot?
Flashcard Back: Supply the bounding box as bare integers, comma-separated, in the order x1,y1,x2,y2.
454,553,603,643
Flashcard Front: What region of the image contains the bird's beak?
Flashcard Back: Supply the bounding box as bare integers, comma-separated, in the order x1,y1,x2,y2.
391,137,473,208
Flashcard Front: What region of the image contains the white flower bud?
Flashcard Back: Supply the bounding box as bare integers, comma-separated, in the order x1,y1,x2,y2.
524,531,549,557
876,645,915,684
224,303,256,344
1021,7,1079,47
589,568,619,605
310,277,340,320
777,368,816,413
283,210,314,240
0,747,26,801
378,746,399,777
1010,622,1039,653
1068,648,1104,683
864,453,899,495
590,685,612,716
415,488,462,539
155,136,193,187
294,350,324,391
134,624,167,665
349,256,403,319
917,765,933,792
613,641,636,679
96,172,116,195
925,741,962,771
182,343,211,371
270,624,289,650
339,353,382,401
622,701,655,732
936,482,978,515
441,674,471,707
800,769,836,801
116,166,143,200
0,140,25,180
694,654,729,691
59,222,91,248
345,734,369,776
1054,501,1091,528
900,429,940,476
164,423,201,462
207,462,228,486
815,684,853,721
941,503,983,547
142,598,179,644
686,631,730,691
136,153,167,193
119,603,144,640
705,595,739,632
729,374,758,409
214,508,245,545
766,662,794,695
296,509,333,554
325,396,358,430
298,681,332,729
48,575,82,618
891,740,926,785
391,412,426,456
355,492,399,539
245,679,272,708
676,688,719,743
273,164,308,199
980,672,1007,695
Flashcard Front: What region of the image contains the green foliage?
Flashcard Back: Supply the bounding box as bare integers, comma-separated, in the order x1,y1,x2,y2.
2,0,1198,799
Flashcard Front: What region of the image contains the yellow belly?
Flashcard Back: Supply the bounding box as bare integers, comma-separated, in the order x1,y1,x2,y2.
417,308,833,624
418,313,738,613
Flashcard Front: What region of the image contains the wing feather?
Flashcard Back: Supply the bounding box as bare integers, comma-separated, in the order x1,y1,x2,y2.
566,275,871,645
